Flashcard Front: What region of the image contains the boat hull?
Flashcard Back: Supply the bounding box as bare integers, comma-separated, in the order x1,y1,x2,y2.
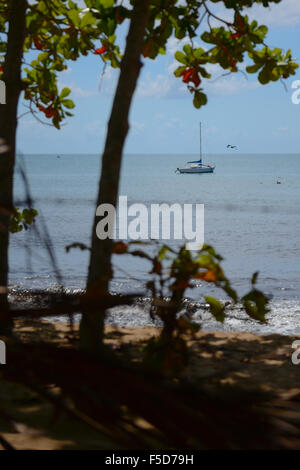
177,166,214,174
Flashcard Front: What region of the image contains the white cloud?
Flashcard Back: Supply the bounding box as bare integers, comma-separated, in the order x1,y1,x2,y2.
246,0,300,27
18,118,40,132
60,67,73,76
212,0,300,27
164,117,184,129
137,72,173,98
166,36,197,56
99,66,119,94
207,75,259,96
58,80,97,98
277,126,289,132
138,60,259,100
58,66,117,99
272,126,292,137
85,120,106,136
154,113,165,120
71,84,97,98
130,120,145,135
84,119,145,140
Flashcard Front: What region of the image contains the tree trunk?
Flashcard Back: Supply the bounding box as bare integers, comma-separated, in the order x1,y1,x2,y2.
81,0,150,351
0,0,27,331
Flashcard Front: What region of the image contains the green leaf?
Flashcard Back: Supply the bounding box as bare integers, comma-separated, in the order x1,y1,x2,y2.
158,244,175,260
251,271,259,286
100,0,114,7
10,207,38,234
62,99,75,109
174,65,185,77
193,91,207,109
258,65,270,84
80,11,96,28
223,284,238,302
183,44,192,57
205,296,225,323
246,64,261,74
242,289,269,322
175,51,187,65
68,9,80,27
193,48,205,60
60,87,71,99
256,25,268,39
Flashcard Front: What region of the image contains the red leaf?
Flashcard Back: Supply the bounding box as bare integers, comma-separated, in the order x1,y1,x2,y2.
116,8,124,24
39,105,55,119
237,14,244,30
33,37,43,50
112,241,128,254
228,54,237,68
182,68,201,87
94,46,108,55
182,68,193,83
195,270,218,282
191,69,201,87
45,107,55,118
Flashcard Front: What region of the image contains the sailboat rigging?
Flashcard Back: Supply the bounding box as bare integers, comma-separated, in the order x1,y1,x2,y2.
176,123,215,174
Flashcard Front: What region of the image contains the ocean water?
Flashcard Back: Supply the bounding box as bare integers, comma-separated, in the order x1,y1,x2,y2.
10,153,300,334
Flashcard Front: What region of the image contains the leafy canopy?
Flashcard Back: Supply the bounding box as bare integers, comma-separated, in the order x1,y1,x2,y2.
0,0,297,123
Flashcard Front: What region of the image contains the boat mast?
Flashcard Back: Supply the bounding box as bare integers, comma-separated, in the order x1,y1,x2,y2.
200,122,202,164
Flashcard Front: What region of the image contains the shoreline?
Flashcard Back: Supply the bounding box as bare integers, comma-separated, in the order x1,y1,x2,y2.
7,288,300,336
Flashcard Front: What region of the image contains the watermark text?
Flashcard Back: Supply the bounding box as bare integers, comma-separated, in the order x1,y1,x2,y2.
292,340,300,365
0,340,6,365
291,80,300,104
0,80,5,104
96,196,204,251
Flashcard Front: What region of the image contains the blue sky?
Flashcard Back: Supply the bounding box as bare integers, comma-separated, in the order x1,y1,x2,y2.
18,0,300,155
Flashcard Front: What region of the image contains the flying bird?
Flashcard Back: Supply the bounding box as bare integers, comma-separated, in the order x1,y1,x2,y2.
227,144,237,149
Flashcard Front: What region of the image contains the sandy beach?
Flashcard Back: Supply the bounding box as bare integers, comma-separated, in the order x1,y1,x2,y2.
1,320,299,450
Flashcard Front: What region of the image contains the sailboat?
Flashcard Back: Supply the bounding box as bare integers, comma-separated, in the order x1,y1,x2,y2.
176,123,215,174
